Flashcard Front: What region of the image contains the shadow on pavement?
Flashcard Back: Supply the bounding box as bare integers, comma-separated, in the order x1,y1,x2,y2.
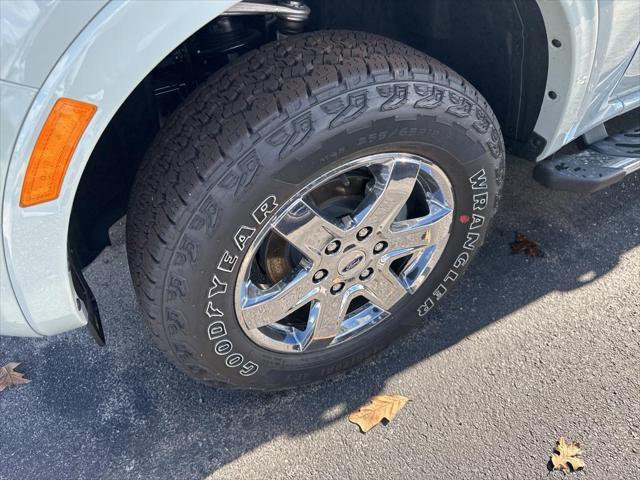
1,156,638,479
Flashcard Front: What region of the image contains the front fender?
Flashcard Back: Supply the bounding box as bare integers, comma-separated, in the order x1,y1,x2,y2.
2,0,237,335
0,0,109,88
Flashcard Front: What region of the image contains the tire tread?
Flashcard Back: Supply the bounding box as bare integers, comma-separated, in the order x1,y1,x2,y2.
126,30,503,390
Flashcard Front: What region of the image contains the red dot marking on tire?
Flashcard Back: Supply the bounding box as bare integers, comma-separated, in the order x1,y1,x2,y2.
459,214,470,224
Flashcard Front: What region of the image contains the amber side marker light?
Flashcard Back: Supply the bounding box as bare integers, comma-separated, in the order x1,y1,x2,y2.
20,98,97,207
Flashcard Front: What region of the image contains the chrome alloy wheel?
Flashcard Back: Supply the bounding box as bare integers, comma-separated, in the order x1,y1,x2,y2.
235,153,455,353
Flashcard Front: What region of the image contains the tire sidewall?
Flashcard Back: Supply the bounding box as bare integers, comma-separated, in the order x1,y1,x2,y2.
159,80,503,389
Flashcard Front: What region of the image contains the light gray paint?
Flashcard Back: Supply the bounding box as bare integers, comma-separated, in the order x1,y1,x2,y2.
0,0,109,87
614,45,640,99
533,0,640,159
0,0,638,337
0,80,37,336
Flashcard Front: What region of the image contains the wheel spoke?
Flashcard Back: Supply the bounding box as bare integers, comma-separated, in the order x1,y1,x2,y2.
240,269,319,330
386,205,453,252
363,262,410,311
303,286,361,349
273,199,344,264
355,160,421,232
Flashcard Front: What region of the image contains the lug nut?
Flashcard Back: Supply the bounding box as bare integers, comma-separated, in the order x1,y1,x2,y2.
373,241,387,254
356,226,372,241
359,268,374,281
313,268,329,283
325,240,341,255
330,282,345,295
313,269,328,283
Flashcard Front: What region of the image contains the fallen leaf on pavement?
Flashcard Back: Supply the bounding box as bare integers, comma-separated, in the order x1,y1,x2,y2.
348,394,409,433
0,362,31,392
511,232,542,257
551,436,585,472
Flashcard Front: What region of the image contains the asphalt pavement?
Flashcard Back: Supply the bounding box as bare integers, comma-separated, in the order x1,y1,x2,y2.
1,157,639,479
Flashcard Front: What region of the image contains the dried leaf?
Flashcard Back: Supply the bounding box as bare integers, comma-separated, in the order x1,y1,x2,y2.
348,394,409,433
0,362,31,392
511,232,542,257
551,437,585,472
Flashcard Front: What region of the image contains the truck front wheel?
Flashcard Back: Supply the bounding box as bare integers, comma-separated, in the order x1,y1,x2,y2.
126,30,505,390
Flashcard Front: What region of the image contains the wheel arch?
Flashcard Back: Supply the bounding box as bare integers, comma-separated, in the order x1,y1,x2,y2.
2,0,238,335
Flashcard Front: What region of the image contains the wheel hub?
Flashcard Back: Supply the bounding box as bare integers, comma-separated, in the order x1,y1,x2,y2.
235,152,455,353
337,248,367,277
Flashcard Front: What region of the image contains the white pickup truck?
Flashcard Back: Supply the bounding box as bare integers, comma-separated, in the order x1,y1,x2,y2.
1,0,638,390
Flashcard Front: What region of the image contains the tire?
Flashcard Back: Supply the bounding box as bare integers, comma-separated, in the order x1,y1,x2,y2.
126,30,505,390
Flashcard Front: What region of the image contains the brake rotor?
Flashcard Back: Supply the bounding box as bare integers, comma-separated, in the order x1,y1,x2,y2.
261,173,369,283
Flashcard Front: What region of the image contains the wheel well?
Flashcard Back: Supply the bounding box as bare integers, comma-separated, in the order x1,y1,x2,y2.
71,0,547,266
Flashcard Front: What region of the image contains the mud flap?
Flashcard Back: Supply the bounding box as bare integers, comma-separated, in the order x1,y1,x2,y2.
69,250,105,346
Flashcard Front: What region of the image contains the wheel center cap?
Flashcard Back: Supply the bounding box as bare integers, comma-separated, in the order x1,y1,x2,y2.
337,249,367,276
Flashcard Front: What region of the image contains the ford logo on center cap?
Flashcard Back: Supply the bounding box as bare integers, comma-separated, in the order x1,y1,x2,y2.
341,254,364,273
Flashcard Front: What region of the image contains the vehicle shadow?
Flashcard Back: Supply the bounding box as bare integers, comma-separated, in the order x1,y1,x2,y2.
1,156,638,479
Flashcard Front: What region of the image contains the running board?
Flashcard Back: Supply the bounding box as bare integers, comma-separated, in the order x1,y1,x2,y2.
534,127,640,193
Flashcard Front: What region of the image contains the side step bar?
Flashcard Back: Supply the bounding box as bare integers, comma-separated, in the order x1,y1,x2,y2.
534,127,640,193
